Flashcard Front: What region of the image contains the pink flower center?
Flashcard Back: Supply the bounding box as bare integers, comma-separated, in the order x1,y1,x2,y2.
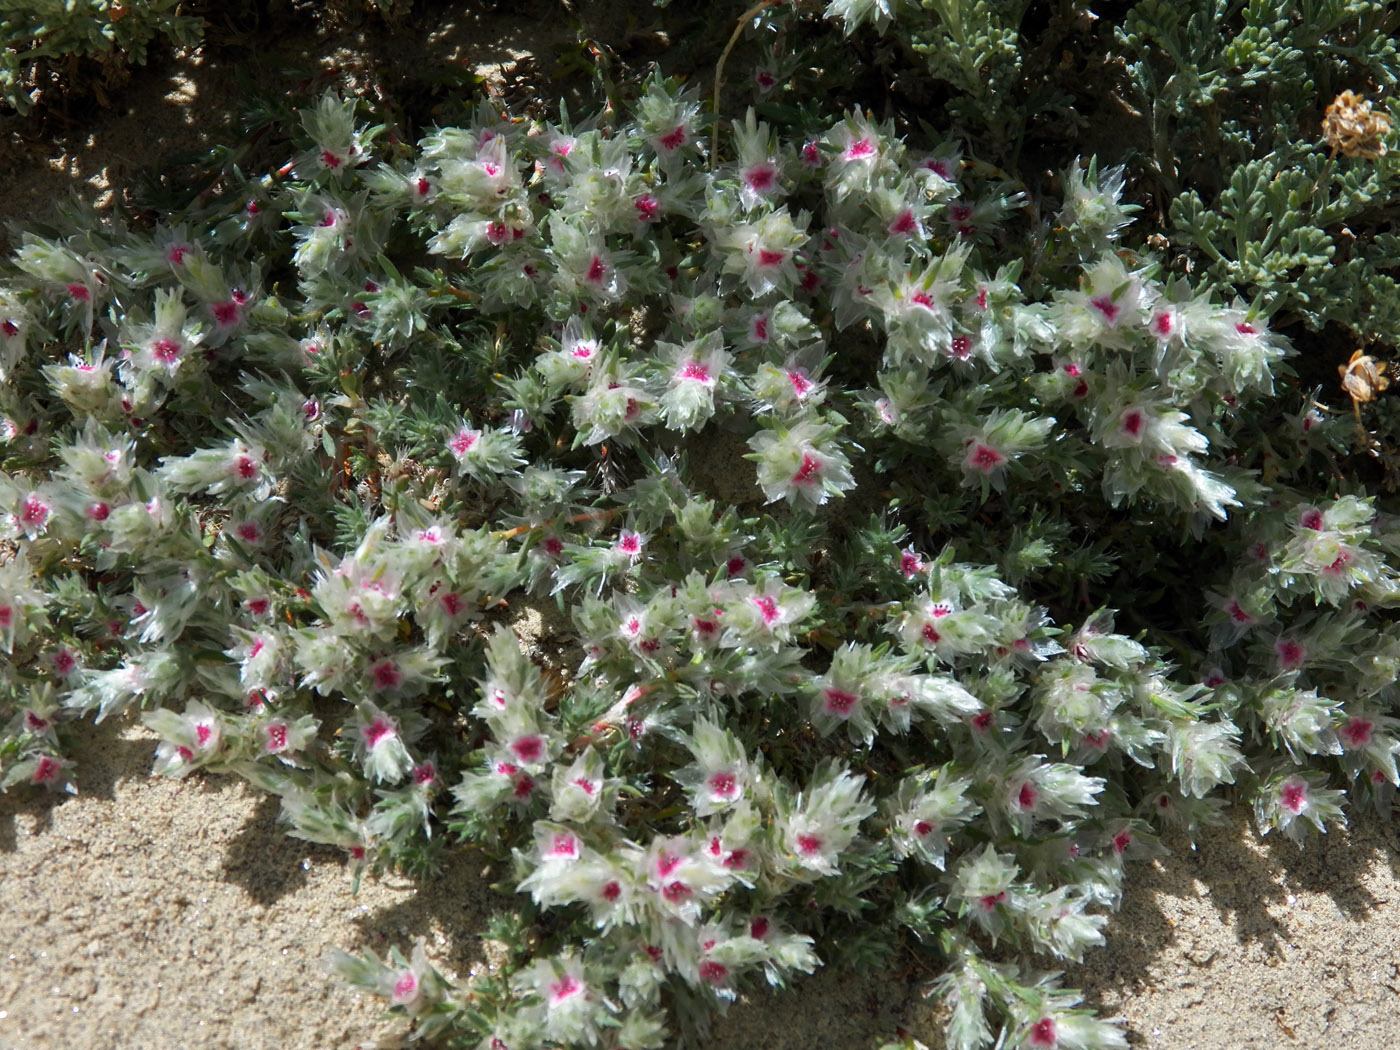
662,880,692,902
680,360,710,382
1153,311,1175,337
585,255,607,284
708,771,738,798
363,716,395,749
1275,640,1306,670
1090,295,1120,323
1029,1017,1057,1048
234,455,259,479
823,688,859,716
1120,409,1145,438
601,880,621,900
698,960,728,983
370,660,402,690
968,444,1005,471
888,209,918,235
1017,782,1038,810
20,496,49,526
659,126,687,151
266,724,287,751
757,248,786,268
787,370,811,396
656,849,683,877
450,428,479,455
1113,830,1133,854
1300,508,1325,530
795,833,823,855
753,594,780,624
1281,780,1307,813
32,756,63,784
511,734,544,763
549,974,581,1003
722,848,749,869
1341,717,1374,748
978,891,1006,911
212,301,241,327
151,338,181,363
792,452,821,485
744,164,777,192
844,137,875,160
88,501,110,521
634,193,659,221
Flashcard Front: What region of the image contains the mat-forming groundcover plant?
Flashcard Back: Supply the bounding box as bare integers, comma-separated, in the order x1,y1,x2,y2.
4,1,1400,1048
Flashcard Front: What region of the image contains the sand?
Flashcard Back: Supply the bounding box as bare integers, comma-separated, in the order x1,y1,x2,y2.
6,712,1400,1049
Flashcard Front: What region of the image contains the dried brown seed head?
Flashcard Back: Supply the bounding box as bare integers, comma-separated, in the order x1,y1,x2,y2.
1340,349,1390,403
1323,90,1392,160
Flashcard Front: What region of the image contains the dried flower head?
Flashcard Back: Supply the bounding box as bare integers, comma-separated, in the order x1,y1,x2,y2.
1339,348,1389,404
1322,90,1392,159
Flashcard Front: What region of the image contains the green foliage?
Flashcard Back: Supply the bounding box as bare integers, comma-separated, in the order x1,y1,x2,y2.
0,0,203,114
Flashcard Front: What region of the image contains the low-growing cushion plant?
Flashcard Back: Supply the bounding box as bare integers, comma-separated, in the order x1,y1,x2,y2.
3,4,1400,1049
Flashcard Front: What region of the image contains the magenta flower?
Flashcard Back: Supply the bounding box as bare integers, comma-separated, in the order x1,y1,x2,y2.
965,442,1005,473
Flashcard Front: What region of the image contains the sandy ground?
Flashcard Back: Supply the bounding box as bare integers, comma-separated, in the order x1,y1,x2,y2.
4,6,1400,1049
5,713,1400,1050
